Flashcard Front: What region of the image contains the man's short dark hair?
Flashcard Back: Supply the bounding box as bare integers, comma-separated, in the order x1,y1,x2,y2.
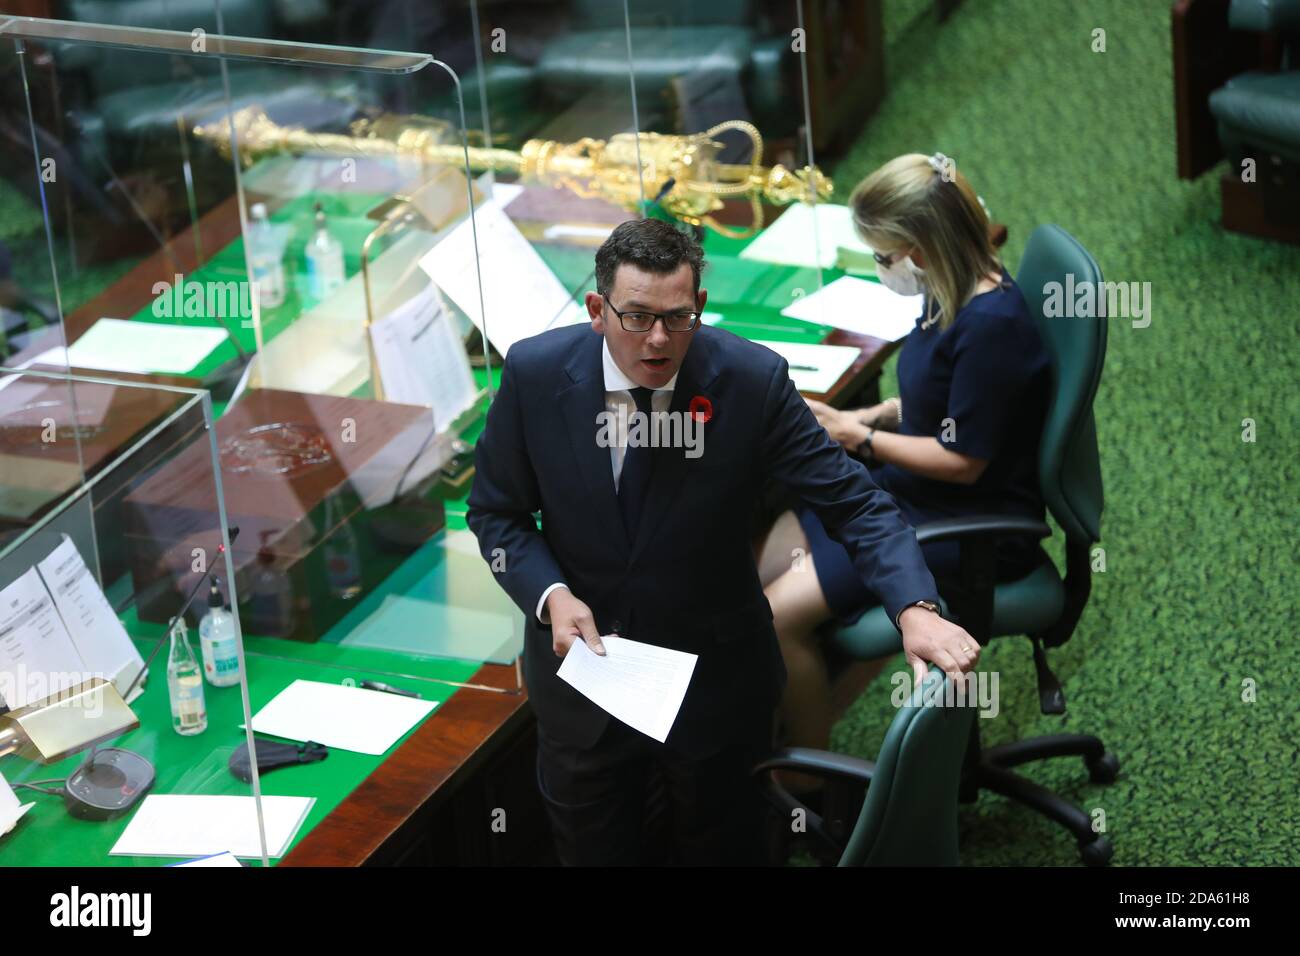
595,218,705,297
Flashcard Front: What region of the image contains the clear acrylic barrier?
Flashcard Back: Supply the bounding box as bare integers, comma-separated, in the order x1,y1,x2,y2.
0,369,271,867
2,17,519,683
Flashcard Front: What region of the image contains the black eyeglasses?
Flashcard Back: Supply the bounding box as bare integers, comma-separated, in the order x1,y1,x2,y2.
602,293,701,333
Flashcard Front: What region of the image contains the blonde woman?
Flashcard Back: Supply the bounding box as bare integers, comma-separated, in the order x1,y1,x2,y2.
758,153,1052,780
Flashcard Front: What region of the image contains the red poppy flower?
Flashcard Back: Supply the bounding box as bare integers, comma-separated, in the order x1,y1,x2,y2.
689,395,713,423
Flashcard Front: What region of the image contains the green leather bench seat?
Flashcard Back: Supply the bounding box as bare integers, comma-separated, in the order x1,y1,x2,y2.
830,561,1067,661
537,27,756,100
92,67,363,142
1209,71,1300,163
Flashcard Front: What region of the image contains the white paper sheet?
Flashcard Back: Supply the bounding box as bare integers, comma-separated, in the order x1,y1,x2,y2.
248,679,438,756
110,795,315,859
37,536,143,699
62,319,227,375
418,200,581,358
369,281,478,433
752,340,862,394
169,851,243,867
0,567,86,710
780,276,922,343
739,202,874,270
557,636,697,743
1,771,35,836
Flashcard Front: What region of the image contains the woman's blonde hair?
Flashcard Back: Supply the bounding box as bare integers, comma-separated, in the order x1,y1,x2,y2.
849,153,1001,331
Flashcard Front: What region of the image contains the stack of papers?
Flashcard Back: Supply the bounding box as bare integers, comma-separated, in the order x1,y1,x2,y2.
781,276,922,343
110,795,315,859
752,340,862,394
739,202,875,271
419,195,583,358
248,679,439,756
0,537,144,710
29,319,228,376
169,851,243,867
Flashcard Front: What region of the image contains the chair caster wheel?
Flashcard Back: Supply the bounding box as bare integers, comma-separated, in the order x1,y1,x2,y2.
1079,836,1113,867
1087,751,1119,783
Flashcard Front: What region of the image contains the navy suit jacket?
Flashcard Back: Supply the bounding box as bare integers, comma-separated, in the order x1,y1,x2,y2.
466,323,938,757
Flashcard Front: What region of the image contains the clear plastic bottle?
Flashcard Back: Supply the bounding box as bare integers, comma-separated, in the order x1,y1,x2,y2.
304,201,345,302
249,202,286,309
199,579,242,688
247,530,294,637
324,495,363,600
167,619,207,736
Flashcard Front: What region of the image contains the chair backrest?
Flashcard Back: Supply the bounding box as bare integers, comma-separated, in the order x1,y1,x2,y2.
1015,225,1107,545
841,669,975,866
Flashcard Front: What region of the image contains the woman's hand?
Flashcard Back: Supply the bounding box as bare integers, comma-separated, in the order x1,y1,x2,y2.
805,398,871,449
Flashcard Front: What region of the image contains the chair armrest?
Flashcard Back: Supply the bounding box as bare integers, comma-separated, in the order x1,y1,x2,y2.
752,747,875,785
753,748,875,862
914,514,1052,545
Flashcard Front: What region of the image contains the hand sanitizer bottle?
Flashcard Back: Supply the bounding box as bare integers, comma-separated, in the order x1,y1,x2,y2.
167,618,207,736
249,202,286,309
304,201,345,302
199,579,242,688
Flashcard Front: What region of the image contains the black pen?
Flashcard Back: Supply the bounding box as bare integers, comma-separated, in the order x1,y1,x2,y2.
360,680,422,699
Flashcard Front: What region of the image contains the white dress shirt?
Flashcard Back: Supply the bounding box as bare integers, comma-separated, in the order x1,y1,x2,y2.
534,339,678,623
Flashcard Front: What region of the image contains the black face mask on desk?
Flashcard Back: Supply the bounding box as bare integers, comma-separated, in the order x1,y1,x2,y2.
229,739,328,783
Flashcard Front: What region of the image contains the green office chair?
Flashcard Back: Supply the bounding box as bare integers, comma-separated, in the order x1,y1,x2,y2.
809,224,1117,866
756,666,975,865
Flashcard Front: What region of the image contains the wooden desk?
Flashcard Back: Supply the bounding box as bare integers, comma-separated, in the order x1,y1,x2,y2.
281,660,546,866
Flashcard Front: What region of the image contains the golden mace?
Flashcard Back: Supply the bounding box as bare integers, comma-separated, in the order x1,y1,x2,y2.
194,108,832,239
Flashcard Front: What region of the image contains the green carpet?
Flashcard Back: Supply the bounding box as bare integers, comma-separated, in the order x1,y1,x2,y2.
826,0,1300,865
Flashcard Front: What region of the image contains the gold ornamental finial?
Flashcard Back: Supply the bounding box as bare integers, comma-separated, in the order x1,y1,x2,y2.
194,109,832,239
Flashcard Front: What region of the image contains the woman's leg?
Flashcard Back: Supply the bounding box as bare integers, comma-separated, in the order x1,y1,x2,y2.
754,509,806,589
763,523,837,792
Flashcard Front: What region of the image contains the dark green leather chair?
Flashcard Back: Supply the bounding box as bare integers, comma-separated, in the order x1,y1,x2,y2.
756,666,975,866
797,224,1118,866
1208,0,1300,167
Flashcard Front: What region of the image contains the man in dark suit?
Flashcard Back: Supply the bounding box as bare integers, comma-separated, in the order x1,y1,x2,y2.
467,218,980,865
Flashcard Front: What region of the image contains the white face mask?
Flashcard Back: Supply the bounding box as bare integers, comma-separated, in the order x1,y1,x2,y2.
876,254,925,297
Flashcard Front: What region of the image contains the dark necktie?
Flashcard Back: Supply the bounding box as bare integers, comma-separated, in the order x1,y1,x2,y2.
618,386,657,541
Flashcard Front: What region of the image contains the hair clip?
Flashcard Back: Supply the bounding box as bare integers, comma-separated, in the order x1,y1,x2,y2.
927,152,953,176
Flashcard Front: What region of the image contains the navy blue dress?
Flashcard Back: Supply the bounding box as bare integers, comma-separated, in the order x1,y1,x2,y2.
796,270,1052,624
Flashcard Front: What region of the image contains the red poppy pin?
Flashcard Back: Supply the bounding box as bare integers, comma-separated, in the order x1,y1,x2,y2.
689,395,713,424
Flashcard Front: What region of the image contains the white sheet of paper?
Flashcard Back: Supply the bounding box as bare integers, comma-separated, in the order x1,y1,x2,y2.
369,281,478,433
36,536,143,698
110,794,314,859
753,340,862,393
739,202,874,270
780,276,922,342
169,851,243,867
1,771,35,836
62,319,227,375
248,679,438,756
557,636,697,743
0,567,86,710
419,200,580,358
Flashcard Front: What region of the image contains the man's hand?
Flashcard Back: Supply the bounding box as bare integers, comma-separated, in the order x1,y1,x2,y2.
545,587,607,658
898,605,980,688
